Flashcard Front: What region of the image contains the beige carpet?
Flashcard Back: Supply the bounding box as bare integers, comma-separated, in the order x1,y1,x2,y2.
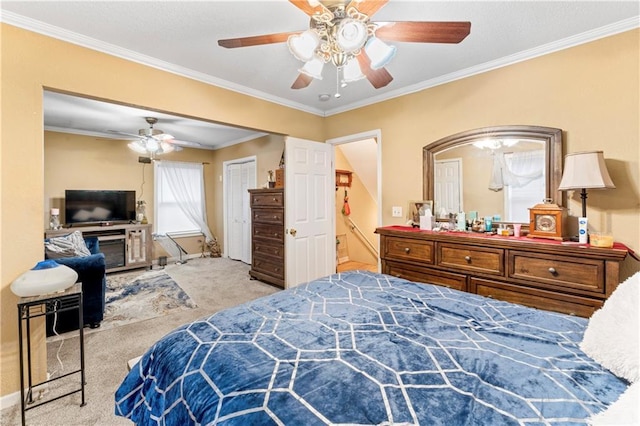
1,257,280,426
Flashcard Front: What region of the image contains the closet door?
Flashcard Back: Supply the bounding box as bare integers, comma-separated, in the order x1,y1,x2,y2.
227,164,244,261
226,160,256,264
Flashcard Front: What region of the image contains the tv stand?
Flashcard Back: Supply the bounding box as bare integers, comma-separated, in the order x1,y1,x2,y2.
45,223,152,273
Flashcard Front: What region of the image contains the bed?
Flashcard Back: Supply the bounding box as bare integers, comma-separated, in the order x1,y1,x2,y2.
115,271,634,425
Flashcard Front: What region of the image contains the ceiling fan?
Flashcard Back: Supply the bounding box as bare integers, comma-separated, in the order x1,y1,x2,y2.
108,117,201,158
218,0,471,93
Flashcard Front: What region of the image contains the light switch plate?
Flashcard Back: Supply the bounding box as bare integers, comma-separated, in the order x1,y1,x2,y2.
392,206,403,217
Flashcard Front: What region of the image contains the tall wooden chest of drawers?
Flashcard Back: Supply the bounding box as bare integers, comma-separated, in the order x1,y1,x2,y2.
376,226,629,317
249,188,285,288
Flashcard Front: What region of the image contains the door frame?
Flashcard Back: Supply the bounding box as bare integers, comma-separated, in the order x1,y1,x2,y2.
222,155,257,259
326,129,382,270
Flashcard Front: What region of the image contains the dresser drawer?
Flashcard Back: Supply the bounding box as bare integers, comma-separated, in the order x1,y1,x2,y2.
472,278,601,317
251,191,283,208
252,208,284,225
252,253,284,280
437,243,504,276
508,251,605,295
253,223,284,242
383,237,434,264
384,260,467,291
253,239,283,259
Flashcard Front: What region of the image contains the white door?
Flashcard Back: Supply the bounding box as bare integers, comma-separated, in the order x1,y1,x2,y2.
435,159,462,215
225,158,256,263
284,137,334,288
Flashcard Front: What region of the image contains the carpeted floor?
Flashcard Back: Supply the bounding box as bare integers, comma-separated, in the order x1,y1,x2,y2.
1,257,280,426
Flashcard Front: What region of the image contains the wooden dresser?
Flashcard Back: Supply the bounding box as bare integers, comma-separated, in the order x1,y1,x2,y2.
249,188,285,288
376,226,628,317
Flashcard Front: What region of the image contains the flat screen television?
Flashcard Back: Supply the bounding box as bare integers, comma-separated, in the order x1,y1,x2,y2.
65,190,136,225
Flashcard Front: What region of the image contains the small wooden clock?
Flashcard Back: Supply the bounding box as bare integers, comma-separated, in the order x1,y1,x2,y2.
528,200,567,241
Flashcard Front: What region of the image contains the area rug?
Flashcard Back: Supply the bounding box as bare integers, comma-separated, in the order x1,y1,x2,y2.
103,269,197,331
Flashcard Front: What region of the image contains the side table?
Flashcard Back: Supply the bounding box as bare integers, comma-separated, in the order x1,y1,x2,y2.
17,283,86,426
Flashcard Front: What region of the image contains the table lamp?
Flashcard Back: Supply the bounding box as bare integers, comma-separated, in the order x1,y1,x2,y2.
558,151,615,243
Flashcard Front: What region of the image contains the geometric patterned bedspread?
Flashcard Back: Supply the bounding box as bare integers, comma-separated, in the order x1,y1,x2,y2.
115,271,627,425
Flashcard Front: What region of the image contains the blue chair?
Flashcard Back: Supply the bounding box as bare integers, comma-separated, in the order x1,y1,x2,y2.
45,236,107,335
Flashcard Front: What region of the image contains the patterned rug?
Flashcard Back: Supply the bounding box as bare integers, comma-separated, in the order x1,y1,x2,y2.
103,269,197,331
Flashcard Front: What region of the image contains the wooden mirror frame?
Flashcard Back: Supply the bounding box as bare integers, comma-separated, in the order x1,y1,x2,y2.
423,125,565,218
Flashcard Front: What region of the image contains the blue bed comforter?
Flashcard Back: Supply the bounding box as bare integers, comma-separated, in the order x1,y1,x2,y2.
115,271,627,425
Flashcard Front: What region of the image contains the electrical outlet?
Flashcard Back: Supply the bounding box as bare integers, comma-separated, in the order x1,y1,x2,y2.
392,206,403,217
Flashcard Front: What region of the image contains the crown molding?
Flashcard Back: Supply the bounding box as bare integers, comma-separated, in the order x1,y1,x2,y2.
3,11,638,118
1,11,325,117
323,15,640,116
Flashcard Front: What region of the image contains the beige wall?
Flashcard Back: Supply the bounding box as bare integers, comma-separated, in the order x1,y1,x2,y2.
335,148,378,266
0,23,324,398
210,134,285,248
1,23,639,399
44,131,219,257
325,29,639,254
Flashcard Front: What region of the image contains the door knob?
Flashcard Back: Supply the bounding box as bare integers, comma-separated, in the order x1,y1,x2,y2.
289,228,297,236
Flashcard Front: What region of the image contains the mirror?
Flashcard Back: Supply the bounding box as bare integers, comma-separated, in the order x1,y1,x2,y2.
423,125,563,224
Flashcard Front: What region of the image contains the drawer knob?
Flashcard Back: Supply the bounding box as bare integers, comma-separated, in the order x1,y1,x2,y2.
548,267,557,274
464,255,471,262
404,247,411,253
274,233,279,237
273,215,278,219
272,197,277,201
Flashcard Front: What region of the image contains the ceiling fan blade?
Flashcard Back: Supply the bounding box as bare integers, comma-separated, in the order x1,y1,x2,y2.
374,21,471,44
289,0,332,16
291,73,314,90
357,52,393,89
106,130,143,139
169,139,202,148
218,31,301,48
349,0,389,17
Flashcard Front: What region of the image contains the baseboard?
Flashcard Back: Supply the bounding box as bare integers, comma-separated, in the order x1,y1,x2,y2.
338,256,350,264
0,390,20,410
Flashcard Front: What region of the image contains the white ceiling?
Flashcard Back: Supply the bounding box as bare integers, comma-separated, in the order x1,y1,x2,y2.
2,1,638,149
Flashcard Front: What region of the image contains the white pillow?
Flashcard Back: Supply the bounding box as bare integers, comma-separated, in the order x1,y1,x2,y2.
580,272,639,383
589,381,639,425
45,230,91,258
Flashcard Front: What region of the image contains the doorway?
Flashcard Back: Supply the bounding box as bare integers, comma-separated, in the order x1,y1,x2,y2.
223,156,256,264
327,130,382,273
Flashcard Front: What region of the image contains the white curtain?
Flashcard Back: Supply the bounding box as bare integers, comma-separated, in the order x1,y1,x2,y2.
155,160,215,243
489,150,544,191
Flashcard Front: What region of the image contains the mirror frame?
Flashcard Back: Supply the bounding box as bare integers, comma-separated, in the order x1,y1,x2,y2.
423,125,565,218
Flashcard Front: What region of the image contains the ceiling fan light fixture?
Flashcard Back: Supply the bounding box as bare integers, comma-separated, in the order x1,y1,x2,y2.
335,19,368,53
343,57,365,82
145,137,160,153
287,30,321,62
160,142,175,153
299,56,325,80
128,141,148,154
364,37,396,70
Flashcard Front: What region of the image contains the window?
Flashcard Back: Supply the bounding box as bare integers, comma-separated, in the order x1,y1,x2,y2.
154,161,206,235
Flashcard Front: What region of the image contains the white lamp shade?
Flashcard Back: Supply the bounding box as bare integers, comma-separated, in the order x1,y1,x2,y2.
558,151,616,190
288,30,320,62
364,37,396,70
128,141,148,154
343,57,365,82
299,56,325,80
11,260,78,297
335,19,368,53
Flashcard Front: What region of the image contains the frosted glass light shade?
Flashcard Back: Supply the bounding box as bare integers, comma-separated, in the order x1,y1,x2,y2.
128,141,148,154
288,30,320,62
343,57,365,82
558,151,616,190
11,260,78,297
336,19,368,53
364,37,396,70
299,57,325,80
